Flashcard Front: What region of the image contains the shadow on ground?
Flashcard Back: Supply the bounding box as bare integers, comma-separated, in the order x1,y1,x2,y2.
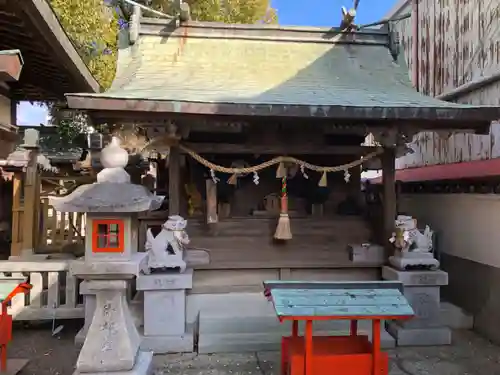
8,321,500,375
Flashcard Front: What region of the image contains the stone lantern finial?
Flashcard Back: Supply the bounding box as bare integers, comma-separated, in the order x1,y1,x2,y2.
100,136,129,169
97,137,130,184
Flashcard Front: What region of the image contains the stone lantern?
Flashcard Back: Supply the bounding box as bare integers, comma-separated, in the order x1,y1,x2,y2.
49,137,163,375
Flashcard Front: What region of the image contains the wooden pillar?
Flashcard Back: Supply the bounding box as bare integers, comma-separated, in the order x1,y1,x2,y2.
10,172,22,256
382,147,396,256
168,146,181,215
21,137,40,257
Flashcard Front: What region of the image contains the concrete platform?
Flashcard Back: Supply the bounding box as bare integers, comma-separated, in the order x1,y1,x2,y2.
188,292,474,353
386,322,452,346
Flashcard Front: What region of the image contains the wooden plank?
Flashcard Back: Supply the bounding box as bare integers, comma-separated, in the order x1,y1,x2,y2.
168,146,181,215
48,207,58,246
273,289,402,297
205,179,218,225
29,272,43,308
47,272,60,308
67,212,75,244
274,304,414,318
10,172,22,256
39,198,49,247
264,280,404,292
182,142,379,155
273,295,407,306
55,212,67,246
64,274,77,308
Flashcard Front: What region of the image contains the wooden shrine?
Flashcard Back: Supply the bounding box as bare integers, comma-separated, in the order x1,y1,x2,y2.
63,10,500,292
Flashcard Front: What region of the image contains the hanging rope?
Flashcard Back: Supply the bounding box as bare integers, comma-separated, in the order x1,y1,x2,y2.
177,144,382,175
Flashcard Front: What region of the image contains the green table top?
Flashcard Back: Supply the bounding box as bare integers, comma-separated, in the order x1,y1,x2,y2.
0,281,25,303
264,280,414,319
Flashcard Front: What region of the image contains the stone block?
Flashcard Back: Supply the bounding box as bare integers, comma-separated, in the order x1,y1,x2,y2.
348,244,385,264
386,322,451,346
136,270,193,291
73,351,153,375
71,253,148,279
396,286,442,328
382,266,448,286
76,280,141,373
144,289,186,336
1,359,29,375
139,325,194,353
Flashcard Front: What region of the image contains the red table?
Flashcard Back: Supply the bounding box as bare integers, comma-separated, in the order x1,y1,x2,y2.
264,280,414,375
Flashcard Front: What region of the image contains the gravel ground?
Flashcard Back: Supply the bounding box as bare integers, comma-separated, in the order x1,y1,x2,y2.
8,322,500,375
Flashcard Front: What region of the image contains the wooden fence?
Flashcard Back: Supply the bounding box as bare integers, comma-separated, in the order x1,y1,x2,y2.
11,196,86,255
0,260,83,320
39,198,86,252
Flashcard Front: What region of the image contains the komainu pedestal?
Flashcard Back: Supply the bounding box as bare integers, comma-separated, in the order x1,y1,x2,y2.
383,266,451,346
136,270,194,353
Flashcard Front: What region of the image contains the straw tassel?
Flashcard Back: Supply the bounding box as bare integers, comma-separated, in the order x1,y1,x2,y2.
274,176,292,240
318,171,328,187
276,162,286,178
227,173,238,185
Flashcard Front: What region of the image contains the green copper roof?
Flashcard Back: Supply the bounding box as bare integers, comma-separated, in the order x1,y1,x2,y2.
66,21,500,122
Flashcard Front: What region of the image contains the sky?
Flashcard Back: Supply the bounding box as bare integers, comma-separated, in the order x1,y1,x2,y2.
17,0,398,126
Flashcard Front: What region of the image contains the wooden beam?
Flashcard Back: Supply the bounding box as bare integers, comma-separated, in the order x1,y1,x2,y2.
168,146,181,215
0,53,23,81
182,143,379,155
382,147,396,257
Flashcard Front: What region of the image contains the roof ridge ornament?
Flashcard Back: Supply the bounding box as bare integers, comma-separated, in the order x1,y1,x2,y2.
340,0,360,32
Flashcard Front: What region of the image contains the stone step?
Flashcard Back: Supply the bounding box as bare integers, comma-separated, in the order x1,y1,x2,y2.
197,310,395,353
198,313,389,335
198,330,396,354
440,301,473,329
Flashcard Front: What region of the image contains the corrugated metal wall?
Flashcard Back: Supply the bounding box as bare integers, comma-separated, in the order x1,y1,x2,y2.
393,0,500,168
395,0,500,98
396,123,500,168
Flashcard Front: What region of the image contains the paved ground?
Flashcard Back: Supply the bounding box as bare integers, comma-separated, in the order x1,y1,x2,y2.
8,321,500,375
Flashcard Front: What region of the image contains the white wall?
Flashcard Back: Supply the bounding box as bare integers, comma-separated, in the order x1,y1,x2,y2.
400,194,500,267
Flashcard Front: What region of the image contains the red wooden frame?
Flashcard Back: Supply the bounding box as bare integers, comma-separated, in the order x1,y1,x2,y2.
92,219,125,253
1,282,32,371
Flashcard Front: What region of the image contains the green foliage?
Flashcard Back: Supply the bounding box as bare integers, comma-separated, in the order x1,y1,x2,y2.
147,0,277,24
50,0,119,90
49,0,277,139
